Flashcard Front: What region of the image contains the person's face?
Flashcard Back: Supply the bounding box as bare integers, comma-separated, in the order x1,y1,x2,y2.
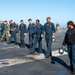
47,18,51,23
28,20,32,24
20,21,24,24
36,21,39,25
10,21,14,24
4,22,7,25
67,25,73,29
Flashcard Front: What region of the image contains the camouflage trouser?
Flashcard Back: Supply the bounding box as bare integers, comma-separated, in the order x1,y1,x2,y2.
1,31,9,42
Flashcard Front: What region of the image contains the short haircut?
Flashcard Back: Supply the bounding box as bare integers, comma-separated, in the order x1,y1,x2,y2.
10,20,13,22
28,19,32,21
4,20,7,22
36,19,40,23
67,21,75,27
46,17,51,20
20,20,24,22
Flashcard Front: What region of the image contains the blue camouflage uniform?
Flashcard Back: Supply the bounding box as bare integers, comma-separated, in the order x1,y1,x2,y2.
0,24,4,38
28,23,35,48
19,24,27,47
31,24,44,53
44,22,56,57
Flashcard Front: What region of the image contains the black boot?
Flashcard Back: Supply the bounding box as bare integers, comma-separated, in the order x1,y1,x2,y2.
29,51,34,54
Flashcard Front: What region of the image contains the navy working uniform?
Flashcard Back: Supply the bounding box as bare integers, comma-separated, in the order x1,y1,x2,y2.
0,24,4,38
19,24,27,47
62,28,75,73
44,22,56,57
31,24,44,53
8,23,17,44
28,23,35,49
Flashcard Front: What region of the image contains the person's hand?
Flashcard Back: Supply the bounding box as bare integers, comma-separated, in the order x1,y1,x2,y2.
11,29,13,31
11,28,16,31
24,33,27,36
62,45,65,49
41,34,44,38
13,28,16,30
0,28,2,31
7,31,9,34
24,33,28,38
16,33,19,36
7,32,11,37
52,34,56,39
